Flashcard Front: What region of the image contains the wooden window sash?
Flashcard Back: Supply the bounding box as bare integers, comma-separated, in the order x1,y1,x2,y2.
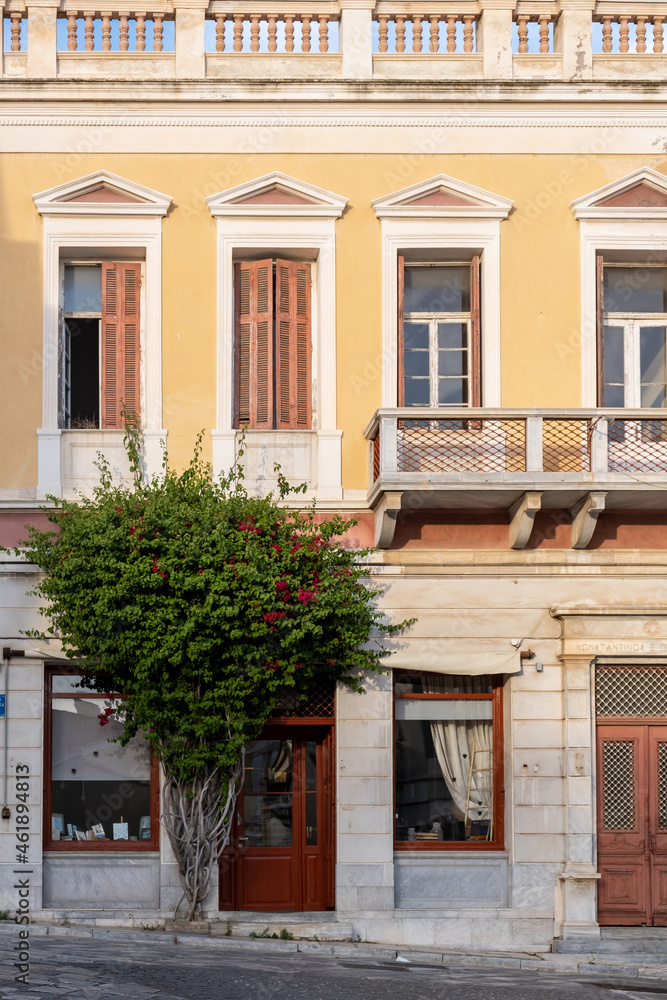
234,259,274,429
275,259,312,430
101,262,141,429
597,253,605,406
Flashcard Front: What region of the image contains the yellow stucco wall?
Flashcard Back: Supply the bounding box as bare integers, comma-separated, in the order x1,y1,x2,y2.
1,153,665,491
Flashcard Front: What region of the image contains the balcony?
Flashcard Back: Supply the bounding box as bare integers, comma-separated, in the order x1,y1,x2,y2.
365,408,667,549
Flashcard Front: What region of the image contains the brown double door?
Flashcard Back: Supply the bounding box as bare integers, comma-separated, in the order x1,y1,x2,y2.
597,723,667,925
219,726,334,912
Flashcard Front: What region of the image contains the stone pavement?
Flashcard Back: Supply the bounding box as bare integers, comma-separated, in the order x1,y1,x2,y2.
0,924,666,999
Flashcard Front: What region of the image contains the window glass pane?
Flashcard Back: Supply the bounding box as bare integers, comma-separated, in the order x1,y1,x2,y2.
603,326,624,388
438,379,467,405
404,322,429,350
395,700,493,721
438,322,467,350
396,719,493,843
604,266,667,314
404,378,431,406
64,265,102,314
244,740,292,793
405,266,470,314
305,741,317,793
640,326,667,408
404,352,429,377
243,794,292,846
51,698,150,842
439,351,466,377
395,672,493,695
305,793,317,846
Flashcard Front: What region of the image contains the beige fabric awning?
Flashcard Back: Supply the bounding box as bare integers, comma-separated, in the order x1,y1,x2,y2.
381,643,521,676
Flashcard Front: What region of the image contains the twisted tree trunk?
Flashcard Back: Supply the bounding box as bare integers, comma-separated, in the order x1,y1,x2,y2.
161,751,244,921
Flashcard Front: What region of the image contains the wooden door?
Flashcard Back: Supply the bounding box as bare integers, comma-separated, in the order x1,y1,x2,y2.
219,727,333,912
597,724,667,925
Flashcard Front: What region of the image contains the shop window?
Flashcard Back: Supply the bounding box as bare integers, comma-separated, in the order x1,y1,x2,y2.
61,261,141,429
45,670,158,850
233,258,311,429
398,258,481,408
394,671,503,848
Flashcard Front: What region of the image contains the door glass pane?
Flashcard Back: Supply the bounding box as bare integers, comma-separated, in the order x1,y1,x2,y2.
640,326,667,407
659,742,667,831
305,741,317,792
439,351,466,377
604,266,667,314
244,740,293,793
305,793,317,846
243,794,292,846
404,265,470,314
64,265,102,313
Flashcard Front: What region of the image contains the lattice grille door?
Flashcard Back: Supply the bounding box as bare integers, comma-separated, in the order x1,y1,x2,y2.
601,740,636,830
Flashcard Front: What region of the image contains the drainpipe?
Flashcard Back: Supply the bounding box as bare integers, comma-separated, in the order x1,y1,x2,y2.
2,648,25,819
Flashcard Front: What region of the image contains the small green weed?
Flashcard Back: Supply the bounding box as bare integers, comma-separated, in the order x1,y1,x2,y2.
279,928,294,940
249,927,271,939
0,910,9,921
225,919,232,937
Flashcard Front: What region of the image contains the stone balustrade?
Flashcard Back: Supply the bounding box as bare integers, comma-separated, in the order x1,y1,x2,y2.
2,0,667,80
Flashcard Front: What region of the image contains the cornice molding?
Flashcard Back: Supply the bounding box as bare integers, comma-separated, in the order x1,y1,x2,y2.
570,166,667,220
372,172,513,219
33,168,173,216
206,170,348,218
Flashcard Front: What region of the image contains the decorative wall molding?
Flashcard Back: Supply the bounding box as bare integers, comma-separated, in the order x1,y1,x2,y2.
33,169,172,217
372,173,513,220
206,171,348,219
571,167,667,221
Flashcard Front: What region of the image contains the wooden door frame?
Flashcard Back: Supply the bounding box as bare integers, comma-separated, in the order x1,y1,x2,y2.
219,722,335,913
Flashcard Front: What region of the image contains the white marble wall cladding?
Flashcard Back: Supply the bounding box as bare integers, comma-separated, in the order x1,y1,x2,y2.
394,854,508,910
43,855,160,909
511,863,560,910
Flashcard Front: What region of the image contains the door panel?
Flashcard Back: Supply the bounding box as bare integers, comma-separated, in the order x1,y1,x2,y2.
597,723,667,926
219,727,333,912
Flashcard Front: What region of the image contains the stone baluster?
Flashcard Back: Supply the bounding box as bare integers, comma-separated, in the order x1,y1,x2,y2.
395,14,405,51
101,11,111,49
301,14,311,51
619,14,630,53
136,12,146,50
119,11,129,50
67,10,78,50
10,10,21,50
214,13,225,51
412,13,422,52
538,14,550,52
463,14,474,52
378,14,388,51
601,15,612,52
83,9,94,50
284,13,294,51
446,13,456,51
152,12,163,49
318,13,328,51
267,14,277,51
654,15,664,53
635,14,646,53
429,14,439,52
249,13,260,51
233,13,243,50
517,14,529,52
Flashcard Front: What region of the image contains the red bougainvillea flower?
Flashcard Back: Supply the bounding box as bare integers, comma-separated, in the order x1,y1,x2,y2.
98,706,115,727
264,612,287,625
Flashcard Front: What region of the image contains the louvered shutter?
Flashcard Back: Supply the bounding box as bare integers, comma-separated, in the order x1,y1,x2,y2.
275,259,312,430
101,262,141,429
596,253,605,406
234,260,274,429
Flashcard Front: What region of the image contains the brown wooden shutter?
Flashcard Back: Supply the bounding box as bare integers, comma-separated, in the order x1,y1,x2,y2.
397,254,405,405
101,262,141,429
234,259,274,429
275,259,312,430
596,253,605,406
470,255,482,408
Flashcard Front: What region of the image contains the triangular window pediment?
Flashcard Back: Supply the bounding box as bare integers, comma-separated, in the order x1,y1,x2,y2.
207,172,347,218
33,170,172,217
571,168,667,219
372,174,513,219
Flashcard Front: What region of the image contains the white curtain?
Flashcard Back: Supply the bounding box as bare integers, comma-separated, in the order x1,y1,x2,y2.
424,675,493,828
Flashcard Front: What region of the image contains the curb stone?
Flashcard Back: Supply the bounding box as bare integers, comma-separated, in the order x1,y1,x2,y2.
2,921,667,981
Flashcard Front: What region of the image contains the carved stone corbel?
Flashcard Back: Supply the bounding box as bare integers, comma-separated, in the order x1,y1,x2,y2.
570,492,606,550
374,492,403,549
509,491,542,549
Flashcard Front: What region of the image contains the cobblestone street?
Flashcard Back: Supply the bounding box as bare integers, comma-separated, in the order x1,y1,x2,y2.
0,932,665,1000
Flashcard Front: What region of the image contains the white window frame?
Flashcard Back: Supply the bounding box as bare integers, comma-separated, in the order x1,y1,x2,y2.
372,175,513,409
207,172,348,502
33,171,171,498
